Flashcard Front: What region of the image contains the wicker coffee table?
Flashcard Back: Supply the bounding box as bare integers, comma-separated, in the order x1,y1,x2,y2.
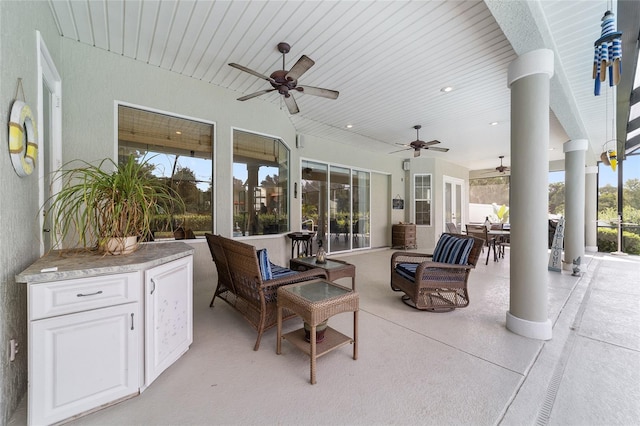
289,257,356,289
276,279,359,384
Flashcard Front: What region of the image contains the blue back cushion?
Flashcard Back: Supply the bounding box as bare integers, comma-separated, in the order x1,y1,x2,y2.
432,234,474,265
257,249,273,281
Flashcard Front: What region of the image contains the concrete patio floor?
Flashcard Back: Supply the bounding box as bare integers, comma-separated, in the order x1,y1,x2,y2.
10,247,640,425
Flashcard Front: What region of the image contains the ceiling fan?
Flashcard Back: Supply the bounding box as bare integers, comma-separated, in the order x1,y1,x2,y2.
493,156,510,173
390,125,449,157
228,42,339,115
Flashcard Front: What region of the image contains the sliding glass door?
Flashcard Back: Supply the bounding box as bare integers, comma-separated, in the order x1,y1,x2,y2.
301,161,370,253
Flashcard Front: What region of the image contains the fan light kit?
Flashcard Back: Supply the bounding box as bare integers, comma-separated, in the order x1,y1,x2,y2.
389,125,449,158
494,156,510,173
228,42,339,115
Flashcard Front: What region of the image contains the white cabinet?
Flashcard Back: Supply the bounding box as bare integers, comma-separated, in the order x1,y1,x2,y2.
144,256,193,387
29,273,141,426
18,243,194,425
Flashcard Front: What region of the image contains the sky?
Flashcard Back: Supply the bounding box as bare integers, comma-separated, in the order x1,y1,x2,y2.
549,154,639,186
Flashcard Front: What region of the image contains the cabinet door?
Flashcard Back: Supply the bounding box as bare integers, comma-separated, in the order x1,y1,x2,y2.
144,255,193,387
30,303,139,426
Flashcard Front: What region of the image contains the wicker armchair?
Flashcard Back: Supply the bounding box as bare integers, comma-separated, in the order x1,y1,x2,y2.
205,234,327,350
205,234,234,307
390,233,484,311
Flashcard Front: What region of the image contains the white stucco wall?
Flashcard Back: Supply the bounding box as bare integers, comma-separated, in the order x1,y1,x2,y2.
405,157,469,252
0,1,61,423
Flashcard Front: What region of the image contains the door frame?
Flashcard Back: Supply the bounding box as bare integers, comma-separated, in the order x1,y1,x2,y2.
37,31,62,255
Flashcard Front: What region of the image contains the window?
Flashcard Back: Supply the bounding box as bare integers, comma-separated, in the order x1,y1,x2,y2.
414,174,432,225
233,129,289,236
118,105,214,238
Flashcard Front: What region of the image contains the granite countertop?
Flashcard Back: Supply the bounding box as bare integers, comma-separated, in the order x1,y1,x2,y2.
16,241,194,284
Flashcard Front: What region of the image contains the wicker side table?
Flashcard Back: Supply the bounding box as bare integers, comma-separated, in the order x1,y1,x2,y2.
276,279,359,384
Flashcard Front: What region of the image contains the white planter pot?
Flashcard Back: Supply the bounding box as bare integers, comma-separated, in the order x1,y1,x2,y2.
103,236,138,255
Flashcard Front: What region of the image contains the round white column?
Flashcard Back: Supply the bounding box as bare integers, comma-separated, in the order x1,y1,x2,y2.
585,166,598,252
506,49,554,340
563,139,588,270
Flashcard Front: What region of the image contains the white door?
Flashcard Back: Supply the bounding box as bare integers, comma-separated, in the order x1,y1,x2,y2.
144,256,193,387
443,176,465,232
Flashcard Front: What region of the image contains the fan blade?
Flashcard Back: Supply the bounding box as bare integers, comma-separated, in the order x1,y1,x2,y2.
229,63,274,82
388,147,412,154
283,94,299,114
296,85,339,99
425,146,449,152
423,139,442,146
395,143,411,147
237,89,276,101
285,55,315,81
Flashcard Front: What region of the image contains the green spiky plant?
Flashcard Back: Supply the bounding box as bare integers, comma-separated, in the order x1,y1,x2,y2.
45,154,184,254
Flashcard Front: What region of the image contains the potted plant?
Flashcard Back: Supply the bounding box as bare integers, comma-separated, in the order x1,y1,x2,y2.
45,154,184,255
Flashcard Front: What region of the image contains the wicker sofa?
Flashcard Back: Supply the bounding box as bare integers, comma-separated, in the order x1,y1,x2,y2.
205,234,327,350
390,233,484,311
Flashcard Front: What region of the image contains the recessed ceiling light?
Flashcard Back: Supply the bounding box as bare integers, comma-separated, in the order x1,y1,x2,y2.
175,131,182,135
345,124,353,129
440,86,454,93
490,122,499,126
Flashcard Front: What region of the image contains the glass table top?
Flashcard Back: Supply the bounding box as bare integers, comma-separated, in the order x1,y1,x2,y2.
285,280,351,302
292,257,351,271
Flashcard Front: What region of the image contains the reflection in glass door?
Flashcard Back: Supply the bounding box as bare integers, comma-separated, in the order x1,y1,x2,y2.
352,170,370,248
329,166,351,252
301,161,327,251
444,176,464,232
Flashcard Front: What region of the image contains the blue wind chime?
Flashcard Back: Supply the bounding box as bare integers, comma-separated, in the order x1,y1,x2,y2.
593,10,622,96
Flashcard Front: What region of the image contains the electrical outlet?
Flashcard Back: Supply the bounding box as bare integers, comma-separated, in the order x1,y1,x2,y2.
9,339,18,362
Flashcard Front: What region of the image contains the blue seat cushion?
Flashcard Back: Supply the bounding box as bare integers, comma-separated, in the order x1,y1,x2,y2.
396,263,418,282
395,263,464,283
432,234,474,265
270,263,297,279
257,249,273,281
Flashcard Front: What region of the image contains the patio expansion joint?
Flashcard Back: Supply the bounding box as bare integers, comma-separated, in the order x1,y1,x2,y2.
533,255,602,425
497,255,601,425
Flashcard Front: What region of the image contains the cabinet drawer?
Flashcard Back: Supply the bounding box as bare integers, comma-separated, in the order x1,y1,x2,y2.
30,272,141,320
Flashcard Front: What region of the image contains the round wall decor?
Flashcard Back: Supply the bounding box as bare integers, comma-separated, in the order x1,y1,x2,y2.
8,99,38,177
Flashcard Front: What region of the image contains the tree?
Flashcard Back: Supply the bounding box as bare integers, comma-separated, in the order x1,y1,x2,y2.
624,178,640,209
548,182,565,215
172,166,200,211
598,184,617,212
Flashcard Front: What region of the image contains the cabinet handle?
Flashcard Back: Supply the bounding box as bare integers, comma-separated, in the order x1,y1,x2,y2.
150,278,156,295
131,313,134,330
76,290,103,297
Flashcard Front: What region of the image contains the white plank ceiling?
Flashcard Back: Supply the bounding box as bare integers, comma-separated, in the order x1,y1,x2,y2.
47,0,637,171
